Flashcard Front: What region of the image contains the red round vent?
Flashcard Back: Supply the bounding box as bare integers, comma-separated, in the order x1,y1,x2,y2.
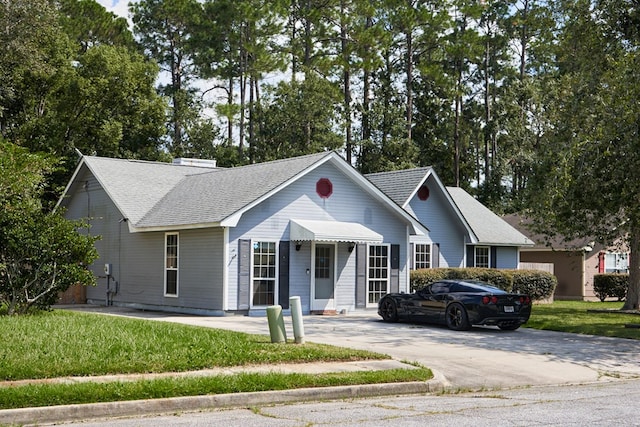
316,178,333,199
417,185,430,201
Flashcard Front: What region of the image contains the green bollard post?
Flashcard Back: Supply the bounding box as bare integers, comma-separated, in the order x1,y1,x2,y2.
289,296,305,344
266,305,287,343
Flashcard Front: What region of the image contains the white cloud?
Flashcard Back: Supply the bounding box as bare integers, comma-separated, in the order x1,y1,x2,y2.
96,0,134,20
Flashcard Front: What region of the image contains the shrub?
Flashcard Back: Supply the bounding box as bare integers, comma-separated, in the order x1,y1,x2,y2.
593,274,628,302
511,270,557,301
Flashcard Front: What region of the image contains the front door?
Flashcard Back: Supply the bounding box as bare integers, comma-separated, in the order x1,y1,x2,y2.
312,243,335,311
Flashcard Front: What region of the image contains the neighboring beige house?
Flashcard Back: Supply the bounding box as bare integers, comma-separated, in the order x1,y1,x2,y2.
503,214,629,300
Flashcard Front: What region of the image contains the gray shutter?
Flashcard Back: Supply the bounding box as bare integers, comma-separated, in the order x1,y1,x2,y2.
466,246,475,267
491,246,497,269
355,244,367,308
238,239,251,310
278,241,290,308
432,243,440,268
390,244,400,294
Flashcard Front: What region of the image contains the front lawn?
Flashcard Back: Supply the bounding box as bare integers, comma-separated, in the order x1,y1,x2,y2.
527,301,640,339
0,310,431,409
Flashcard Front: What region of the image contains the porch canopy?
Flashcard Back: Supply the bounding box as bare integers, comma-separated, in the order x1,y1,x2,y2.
290,219,383,244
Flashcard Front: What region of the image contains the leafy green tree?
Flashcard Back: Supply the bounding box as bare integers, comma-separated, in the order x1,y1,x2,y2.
57,0,135,53
253,74,342,161
131,0,203,157
50,45,166,159
0,0,73,140
0,140,98,315
526,0,640,310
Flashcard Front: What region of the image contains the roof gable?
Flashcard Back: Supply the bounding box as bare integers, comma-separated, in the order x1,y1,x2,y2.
366,167,533,247
365,167,433,207
58,157,213,225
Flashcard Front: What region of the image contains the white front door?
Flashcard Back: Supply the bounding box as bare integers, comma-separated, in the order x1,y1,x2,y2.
311,243,336,311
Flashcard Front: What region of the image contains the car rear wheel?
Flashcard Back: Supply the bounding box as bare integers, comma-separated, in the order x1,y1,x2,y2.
498,322,521,331
446,303,471,331
379,298,399,322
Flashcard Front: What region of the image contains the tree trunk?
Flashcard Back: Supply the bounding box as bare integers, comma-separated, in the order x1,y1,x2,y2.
227,77,234,145
405,29,413,142
361,16,373,145
341,0,351,163
623,223,640,310
248,75,255,163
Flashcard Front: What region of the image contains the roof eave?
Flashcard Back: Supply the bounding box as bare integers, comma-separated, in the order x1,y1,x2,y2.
128,221,222,233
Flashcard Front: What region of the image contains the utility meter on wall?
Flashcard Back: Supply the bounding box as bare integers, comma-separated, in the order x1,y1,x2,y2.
104,263,112,276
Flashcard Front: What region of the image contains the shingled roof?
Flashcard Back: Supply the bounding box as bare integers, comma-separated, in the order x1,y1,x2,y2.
447,187,533,246
59,151,428,234
365,167,433,207
366,167,533,247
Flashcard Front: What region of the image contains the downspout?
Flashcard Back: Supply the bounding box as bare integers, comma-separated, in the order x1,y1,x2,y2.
222,227,229,312
405,225,411,293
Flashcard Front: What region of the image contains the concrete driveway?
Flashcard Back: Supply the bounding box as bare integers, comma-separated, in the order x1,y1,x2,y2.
77,306,640,390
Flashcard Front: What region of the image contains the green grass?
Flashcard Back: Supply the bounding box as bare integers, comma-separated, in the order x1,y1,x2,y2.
0,369,431,410
0,310,387,381
527,300,640,339
0,310,431,409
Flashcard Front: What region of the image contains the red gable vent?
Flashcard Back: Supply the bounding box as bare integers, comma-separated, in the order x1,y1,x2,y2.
316,178,333,199
418,185,430,201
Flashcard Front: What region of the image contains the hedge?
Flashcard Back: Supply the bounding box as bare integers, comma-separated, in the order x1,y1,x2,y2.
410,268,557,301
593,274,628,302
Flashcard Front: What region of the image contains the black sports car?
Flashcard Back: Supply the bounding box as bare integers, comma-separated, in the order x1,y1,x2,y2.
378,279,532,331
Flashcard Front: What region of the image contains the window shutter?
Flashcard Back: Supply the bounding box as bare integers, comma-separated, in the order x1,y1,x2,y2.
598,252,605,273
491,247,497,269
432,243,440,268
355,244,367,308
466,246,475,267
278,241,290,309
238,239,251,310
390,244,400,294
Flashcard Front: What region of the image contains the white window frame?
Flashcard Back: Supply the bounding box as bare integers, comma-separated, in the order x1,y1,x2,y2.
164,232,179,297
250,240,278,308
605,252,629,273
366,243,390,308
414,243,431,269
475,246,490,268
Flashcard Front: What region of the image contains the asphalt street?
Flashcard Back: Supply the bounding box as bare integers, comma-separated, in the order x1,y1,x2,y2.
59,379,640,427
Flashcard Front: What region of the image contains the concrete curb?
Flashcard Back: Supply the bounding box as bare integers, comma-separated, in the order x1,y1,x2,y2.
0,373,448,426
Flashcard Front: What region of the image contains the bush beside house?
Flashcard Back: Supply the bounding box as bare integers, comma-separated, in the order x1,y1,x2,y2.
411,268,557,301
593,274,629,302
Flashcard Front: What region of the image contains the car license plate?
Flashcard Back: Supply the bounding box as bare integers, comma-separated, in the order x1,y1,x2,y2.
504,306,514,313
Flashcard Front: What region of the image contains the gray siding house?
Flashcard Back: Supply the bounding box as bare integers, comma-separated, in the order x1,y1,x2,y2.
366,168,533,270
58,152,428,316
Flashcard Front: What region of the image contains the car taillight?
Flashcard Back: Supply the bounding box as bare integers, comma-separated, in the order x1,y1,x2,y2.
519,296,531,305
482,295,499,304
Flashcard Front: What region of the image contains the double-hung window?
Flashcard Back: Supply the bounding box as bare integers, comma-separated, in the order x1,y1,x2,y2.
165,233,179,296
475,246,490,268
414,243,431,269
252,241,276,306
605,252,629,273
367,244,390,306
